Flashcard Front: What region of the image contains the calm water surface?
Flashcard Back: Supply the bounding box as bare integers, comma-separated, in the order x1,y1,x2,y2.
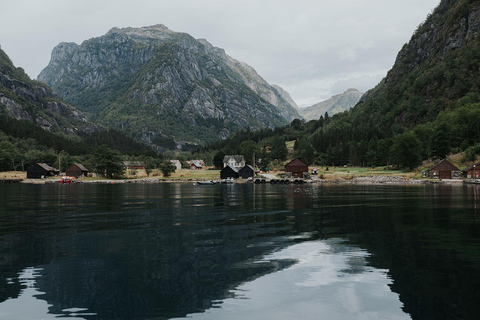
0,183,479,320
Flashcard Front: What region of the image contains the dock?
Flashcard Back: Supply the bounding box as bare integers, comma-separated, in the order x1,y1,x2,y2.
254,178,306,184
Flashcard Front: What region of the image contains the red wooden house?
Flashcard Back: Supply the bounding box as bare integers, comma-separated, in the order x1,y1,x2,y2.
463,162,480,179
285,158,309,179
426,159,461,179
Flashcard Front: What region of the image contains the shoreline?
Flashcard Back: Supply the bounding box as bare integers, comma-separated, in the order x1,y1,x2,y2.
1,175,471,185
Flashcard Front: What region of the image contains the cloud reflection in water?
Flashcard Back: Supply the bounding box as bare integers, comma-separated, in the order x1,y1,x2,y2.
175,239,410,320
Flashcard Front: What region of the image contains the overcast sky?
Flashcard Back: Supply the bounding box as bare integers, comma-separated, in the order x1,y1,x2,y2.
0,0,440,107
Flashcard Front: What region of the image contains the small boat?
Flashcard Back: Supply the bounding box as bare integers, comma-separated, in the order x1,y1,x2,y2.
197,180,216,185
59,176,74,184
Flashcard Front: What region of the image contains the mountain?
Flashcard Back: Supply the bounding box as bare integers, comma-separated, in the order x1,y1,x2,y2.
38,24,301,149
0,47,96,134
356,0,480,129
207,0,480,169
301,88,363,121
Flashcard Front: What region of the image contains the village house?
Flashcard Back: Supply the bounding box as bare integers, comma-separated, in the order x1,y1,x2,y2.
220,165,239,179
189,160,204,170
285,158,309,179
27,163,60,179
223,155,245,170
123,161,145,170
462,162,480,179
239,165,255,179
170,160,182,170
426,159,461,179
65,163,89,178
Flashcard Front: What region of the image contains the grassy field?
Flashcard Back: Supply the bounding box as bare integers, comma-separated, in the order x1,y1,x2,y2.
154,169,220,180
311,166,419,180
0,171,26,179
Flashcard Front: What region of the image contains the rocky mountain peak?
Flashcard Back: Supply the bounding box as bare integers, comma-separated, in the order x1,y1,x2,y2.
106,24,179,40
301,88,363,121
38,24,301,149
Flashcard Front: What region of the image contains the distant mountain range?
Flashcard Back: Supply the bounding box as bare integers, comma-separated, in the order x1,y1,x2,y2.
301,88,363,121
38,24,301,149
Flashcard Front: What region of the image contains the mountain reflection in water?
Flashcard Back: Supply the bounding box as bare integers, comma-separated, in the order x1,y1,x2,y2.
0,183,479,320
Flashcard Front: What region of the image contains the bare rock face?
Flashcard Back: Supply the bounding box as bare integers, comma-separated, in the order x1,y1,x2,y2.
38,24,302,148
301,88,363,121
0,48,97,133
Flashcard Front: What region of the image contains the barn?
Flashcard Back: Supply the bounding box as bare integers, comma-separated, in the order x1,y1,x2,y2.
27,163,60,179
426,159,461,179
285,158,309,179
220,165,239,179
239,165,255,179
65,163,89,178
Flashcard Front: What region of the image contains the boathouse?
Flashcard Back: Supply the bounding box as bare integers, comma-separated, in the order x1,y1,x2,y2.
285,158,309,179
426,159,461,179
65,163,89,178
220,165,238,179
239,165,255,179
463,162,480,179
27,163,60,179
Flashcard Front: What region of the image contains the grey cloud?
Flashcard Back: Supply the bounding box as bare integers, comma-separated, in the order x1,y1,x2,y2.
0,0,441,106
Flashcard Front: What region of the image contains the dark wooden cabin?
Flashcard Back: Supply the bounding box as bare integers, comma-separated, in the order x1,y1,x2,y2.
65,163,89,178
220,165,239,179
426,159,461,179
285,158,309,178
239,165,255,179
462,162,480,179
27,163,60,179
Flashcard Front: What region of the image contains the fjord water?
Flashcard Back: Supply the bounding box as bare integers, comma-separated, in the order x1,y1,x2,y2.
0,183,479,320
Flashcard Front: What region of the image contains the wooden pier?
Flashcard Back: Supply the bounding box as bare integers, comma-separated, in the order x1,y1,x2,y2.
253,178,306,184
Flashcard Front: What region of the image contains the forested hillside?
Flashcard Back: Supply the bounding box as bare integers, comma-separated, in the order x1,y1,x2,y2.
0,47,159,172
202,0,480,170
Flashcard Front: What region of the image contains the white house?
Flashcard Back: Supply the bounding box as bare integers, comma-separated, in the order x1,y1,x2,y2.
223,155,245,170
170,160,182,170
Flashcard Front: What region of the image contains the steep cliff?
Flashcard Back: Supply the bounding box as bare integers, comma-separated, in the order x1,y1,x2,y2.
0,47,96,134
357,0,480,127
301,88,363,121
38,25,301,148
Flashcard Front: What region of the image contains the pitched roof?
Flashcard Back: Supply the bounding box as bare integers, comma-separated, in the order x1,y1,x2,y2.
223,155,245,163
427,159,460,172
190,160,203,167
285,158,308,167
37,163,59,172
221,165,239,173
239,165,255,172
123,161,145,167
72,163,88,171
462,161,480,172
